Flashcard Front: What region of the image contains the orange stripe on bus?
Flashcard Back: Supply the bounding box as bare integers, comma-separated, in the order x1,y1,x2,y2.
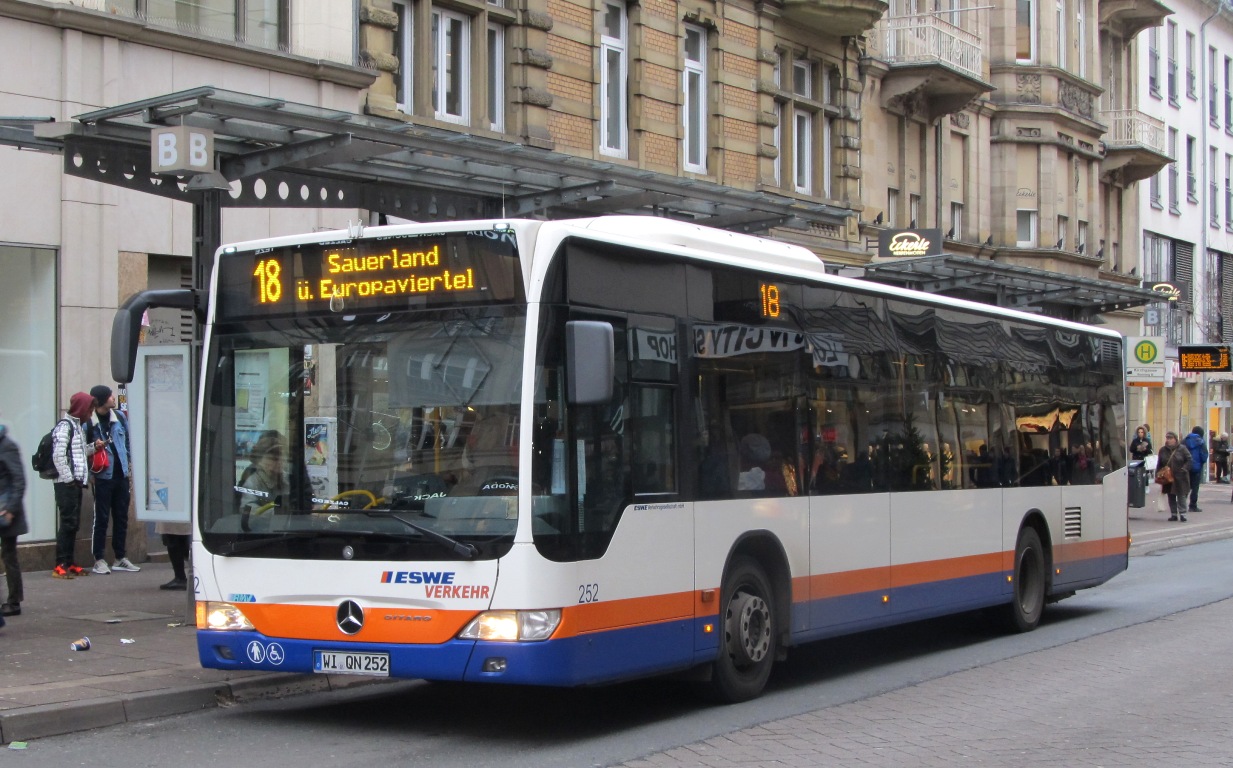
807,568,889,599
556,592,694,639
237,536,1127,644
1056,537,1125,562
241,603,474,644
890,551,1006,588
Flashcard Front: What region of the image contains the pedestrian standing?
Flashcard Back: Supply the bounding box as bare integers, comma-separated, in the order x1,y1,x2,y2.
1129,425,1153,461
86,385,140,575
52,392,100,578
1213,432,1230,484
0,416,28,620
1182,426,1208,513
155,522,189,590
1157,431,1193,522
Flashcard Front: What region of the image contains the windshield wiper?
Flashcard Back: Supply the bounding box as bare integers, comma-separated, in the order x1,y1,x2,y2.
363,509,478,559
217,532,323,556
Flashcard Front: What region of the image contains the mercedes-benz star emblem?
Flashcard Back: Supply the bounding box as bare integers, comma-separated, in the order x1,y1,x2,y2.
336,600,364,635
342,545,354,560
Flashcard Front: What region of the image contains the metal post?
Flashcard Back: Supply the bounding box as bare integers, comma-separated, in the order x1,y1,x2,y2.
184,190,221,617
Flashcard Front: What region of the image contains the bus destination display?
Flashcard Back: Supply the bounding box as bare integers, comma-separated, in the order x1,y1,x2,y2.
217,232,521,320
253,243,475,306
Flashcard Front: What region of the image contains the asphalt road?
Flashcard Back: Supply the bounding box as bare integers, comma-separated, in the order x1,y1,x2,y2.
9,537,1233,767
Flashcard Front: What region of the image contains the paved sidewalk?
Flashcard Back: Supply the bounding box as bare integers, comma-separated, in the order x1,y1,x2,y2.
1,481,1231,745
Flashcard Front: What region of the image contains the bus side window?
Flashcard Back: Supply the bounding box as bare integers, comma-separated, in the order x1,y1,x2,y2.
630,386,676,496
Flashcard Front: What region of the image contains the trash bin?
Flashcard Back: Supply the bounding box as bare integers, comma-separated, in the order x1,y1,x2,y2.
1127,460,1146,508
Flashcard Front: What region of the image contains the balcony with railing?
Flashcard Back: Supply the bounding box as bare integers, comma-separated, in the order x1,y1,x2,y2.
1100,0,1170,41
865,13,992,120
1101,109,1171,183
782,0,889,36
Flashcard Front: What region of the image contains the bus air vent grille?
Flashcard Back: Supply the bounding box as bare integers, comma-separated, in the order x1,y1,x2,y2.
1064,506,1082,539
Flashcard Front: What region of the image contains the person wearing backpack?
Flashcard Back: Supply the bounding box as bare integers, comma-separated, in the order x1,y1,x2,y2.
51,392,102,579
86,385,139,575
1182,425,1209,514
0,414,28,620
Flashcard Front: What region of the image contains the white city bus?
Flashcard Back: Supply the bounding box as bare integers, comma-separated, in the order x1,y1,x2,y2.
115,216,1129,701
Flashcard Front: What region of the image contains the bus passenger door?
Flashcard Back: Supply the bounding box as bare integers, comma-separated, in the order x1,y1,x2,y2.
557,318,693,672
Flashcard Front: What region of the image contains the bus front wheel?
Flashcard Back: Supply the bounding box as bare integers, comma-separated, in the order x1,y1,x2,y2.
1002,527,1046,633
710,556,776,703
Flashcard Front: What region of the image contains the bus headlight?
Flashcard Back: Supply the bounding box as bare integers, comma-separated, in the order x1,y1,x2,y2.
197,601,256,631
458,609,561,641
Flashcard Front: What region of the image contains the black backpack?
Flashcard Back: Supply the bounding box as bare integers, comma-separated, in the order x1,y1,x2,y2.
31,419,72,480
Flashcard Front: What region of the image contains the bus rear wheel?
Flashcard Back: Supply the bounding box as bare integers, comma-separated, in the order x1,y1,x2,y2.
710,557,776,703
1002,527,1046,633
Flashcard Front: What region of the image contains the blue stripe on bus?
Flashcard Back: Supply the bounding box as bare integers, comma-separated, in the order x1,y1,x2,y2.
198,623,703,687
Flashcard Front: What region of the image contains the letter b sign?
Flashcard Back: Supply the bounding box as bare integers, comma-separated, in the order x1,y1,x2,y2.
150,126,214,174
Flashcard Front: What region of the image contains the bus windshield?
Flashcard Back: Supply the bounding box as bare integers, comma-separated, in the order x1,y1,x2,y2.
199,307,525,560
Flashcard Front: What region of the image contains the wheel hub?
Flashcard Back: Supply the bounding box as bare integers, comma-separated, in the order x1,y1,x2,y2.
726,590,771,665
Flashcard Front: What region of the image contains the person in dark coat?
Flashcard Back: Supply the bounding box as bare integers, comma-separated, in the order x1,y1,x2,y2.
1129,425,1153,462
1182,426,1208,513
0,420,29,621
1158,431,1192,522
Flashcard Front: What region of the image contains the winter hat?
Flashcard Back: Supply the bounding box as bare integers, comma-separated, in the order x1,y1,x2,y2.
68,392,94,420
90,384,113,404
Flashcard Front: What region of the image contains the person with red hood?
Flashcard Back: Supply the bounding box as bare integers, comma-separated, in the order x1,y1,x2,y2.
51,392,103,579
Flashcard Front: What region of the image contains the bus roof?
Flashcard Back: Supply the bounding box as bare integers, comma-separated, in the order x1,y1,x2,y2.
213,216,1120,341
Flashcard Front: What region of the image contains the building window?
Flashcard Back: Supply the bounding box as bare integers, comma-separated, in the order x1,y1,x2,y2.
1166,21,1178,105
1056,0,1066,70
950,202,963,240
1016,0,1036,63
1077,220,1088,254
888,188,900,226
1148,28,1160,97
138,0,288,51
1212,47,1220,126
683,24,708,173
394,1,509,129
1168,128,1180,213
599,1,628,157
772,57,783,186
909,194,921,228
1056,215,1068,249
1075,0,1086,77
793,62,813,193
1187,136,1198,203
0,244,57,542
1226,153,1232,230
1225,57,1232,130
1150,168,1163,209
775,57,835,198
487,23,505,132
432,8,470,124
1186,31,1196,99
794,108,813,194
393,0,413,112
1017,210,1038,247
1211,146,1219,225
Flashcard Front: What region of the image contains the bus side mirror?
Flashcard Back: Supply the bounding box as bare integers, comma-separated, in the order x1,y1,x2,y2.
111,289,202,383
566,320,614,405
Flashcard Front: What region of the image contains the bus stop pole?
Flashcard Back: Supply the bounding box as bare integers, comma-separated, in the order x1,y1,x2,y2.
184,189,221,617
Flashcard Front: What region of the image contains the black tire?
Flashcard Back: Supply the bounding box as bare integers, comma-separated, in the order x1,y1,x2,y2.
1002,527,1046,633
710,556,776,703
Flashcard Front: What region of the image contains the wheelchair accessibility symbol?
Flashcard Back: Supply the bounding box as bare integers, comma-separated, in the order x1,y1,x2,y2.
246,640,285,666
